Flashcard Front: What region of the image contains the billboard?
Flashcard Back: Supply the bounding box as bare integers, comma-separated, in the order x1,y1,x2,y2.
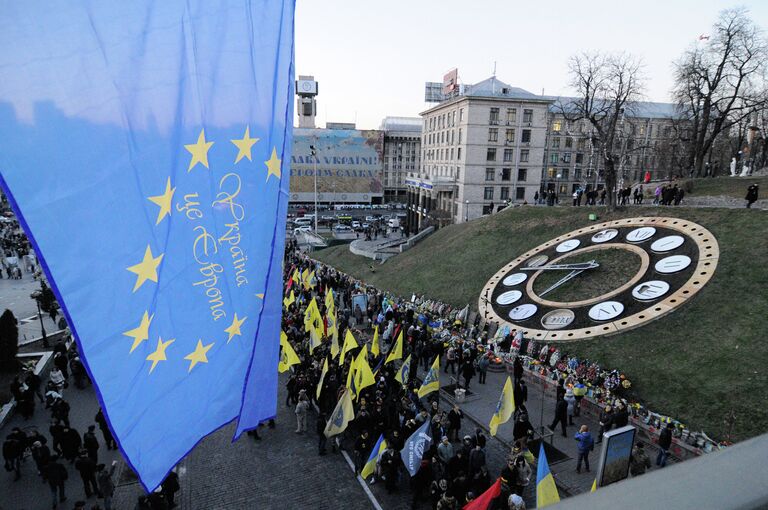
596,425,636,488
290,128,383,203
443,68,458,95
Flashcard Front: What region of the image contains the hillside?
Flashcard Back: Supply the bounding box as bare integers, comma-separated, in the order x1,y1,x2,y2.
313,205,768,441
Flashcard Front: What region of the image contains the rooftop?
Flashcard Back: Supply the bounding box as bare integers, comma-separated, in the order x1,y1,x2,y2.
379,116,422,132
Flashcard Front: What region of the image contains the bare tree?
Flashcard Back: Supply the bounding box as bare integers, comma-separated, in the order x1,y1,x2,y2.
672,8,768,176
558,51,645,208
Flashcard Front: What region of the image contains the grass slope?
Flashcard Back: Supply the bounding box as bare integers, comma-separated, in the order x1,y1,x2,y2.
313,206,768,441
685,175,768,199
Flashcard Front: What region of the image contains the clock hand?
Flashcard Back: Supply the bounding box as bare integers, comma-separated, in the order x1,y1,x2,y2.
521,260,599,271
539,268,586,297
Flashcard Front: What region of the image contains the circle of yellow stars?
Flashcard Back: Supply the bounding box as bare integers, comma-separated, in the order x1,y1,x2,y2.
121,126,281,375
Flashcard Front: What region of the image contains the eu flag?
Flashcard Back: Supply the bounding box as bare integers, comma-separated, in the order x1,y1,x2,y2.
0,0,295,490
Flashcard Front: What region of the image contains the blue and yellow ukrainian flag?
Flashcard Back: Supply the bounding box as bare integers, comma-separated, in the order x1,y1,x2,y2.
0,0,295,491
489,376,516,436
536,443,561,507
361,434,387,480
417,356,440,398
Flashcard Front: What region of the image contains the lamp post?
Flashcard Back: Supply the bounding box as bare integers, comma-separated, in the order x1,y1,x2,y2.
30,288,48,348
310,143,318,232
465,199,469,223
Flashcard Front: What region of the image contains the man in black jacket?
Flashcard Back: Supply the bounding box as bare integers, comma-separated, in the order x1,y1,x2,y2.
44,455,68,508
74,450,99,498
549,396,569,437
656,423,674,468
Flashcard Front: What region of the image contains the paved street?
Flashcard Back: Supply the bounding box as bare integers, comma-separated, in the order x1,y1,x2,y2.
0,271,62,345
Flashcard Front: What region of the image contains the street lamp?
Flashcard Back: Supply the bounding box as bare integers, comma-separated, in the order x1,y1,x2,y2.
310,143,318,232
465,199,469,222
30,287,48,348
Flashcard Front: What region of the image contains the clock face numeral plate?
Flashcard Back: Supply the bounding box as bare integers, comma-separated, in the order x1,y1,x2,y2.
503,273,528,286
588,301,625,321
526,255,549,267
632,281,670,301
555,239,581,253
650,235,684,253
541,309,575,330
592,229,619,243
496,290,523,305
479,217,718,341
655,255,692,274
626,227,656,243
509,303,537,321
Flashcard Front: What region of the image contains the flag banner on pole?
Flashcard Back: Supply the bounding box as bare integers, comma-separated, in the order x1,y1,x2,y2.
361,434,387,480
0,0,295,491
417,356,440,398
489,376,516,436
324,389,355,438
536,443,561,507
385,330,403,364
400,418,432,476
395,354,412,388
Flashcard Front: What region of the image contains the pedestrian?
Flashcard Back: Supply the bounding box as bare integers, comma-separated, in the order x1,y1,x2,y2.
51,397,71,427
549,395,569,437
477,353,489,384
74,450,100,498
629,442,651,477
512,357,523,386
354,430,371,474
316,412,328,455
447,405,463,442
613,402,629,428
444,346,457,374
437,436,454,465
656,422,674,468
43,455,69,508
564,388,576,426
94,409,117,450
597,405,613,444
31,439,52,477
745,183,759,208
161,470,180,508
83,425,100,463
3,429,25,480
508,493,526,510
379,445,399,494
60,425,82,463
26,368,45,403
461,360,475,390
96,461,117,510
295,390,310,433
574,425,594,473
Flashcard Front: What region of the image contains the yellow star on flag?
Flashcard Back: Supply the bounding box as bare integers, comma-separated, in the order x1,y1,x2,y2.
185,129,214,171
123,311,154,353
265,147,281,180
146,337,174,374
126,245,164,292
231,126,259,164
224,313,247,343
184,339,214,372
147,177,176,225
256,293,264,299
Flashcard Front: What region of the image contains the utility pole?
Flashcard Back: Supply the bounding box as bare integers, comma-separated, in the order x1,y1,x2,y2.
310,143,318,232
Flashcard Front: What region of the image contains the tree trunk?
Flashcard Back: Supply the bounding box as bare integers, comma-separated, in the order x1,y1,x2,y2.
603,156,617,210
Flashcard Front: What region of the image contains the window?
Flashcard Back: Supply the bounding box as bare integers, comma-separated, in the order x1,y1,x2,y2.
517,168,527,181
576,153,584,164
561,169,569,180
506,129,515,143
458,128,462,144
563,153,572,163
486,148,496,161
503,148,514,162
489,108,500,124
488,128,499,142
506,108,517,124
552,137,561,148
577,138,588,150
482,205,493,215
520,149,529,162
523,109,533,123
459,108,464,122
457,148,462,160
547,167,556,178
516,187,526,200
450,148,454,160
484,187,494,200
521,130,531,143
550,153,559,164
552,120,562,132
501,168,511,181
500,187,510,200
565,137,573,148
485,168,495,181
574,168,582,180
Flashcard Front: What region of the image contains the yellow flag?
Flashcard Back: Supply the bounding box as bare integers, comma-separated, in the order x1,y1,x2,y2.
316,357,329,400
291,269,300,284
301,268,309,289
354,349,375,397
340,329,359,364
346,354,358,390
278,331,300,373
307,270,316,290
371,325,380,357
309,327,322,355
395,354,411,387
324,389,355,438
326,311,337,339
325,287,335,313
489,376,516,436
303,298,319,331
591,479,597,492
385,330,403,364
283,290,295,309
330,317,340,360
417,356,440,398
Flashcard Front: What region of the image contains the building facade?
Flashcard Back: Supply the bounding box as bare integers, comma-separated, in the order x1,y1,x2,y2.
406,77,551,230
380,117,421,203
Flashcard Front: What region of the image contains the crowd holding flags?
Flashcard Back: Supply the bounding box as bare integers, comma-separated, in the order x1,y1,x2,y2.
418,356,440,398
489,377,516,436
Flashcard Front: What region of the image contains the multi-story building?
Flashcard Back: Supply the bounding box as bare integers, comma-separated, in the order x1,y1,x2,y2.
407,77,552,230
380,117,421,203
541,102,678,198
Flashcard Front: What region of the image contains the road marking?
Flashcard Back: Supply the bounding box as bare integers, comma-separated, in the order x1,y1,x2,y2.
340,449,384,510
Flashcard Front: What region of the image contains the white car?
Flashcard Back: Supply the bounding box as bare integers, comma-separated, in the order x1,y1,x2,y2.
293,225,312,235
351,221,361,229
365,215,375,222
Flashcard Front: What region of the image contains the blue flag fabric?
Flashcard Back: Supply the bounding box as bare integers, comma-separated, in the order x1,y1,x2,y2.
0,0,295,490
400,418,433,476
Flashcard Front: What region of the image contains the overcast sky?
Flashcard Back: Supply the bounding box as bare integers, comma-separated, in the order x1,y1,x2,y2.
295,0,768,130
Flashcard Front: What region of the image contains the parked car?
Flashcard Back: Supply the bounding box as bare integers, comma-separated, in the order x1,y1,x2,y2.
293,225,312,235
365,215,375,222
332,224,353,232
351,221,361,229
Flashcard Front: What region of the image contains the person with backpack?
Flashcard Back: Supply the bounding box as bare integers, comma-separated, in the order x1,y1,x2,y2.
444,346,457,374
574,425,594,473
